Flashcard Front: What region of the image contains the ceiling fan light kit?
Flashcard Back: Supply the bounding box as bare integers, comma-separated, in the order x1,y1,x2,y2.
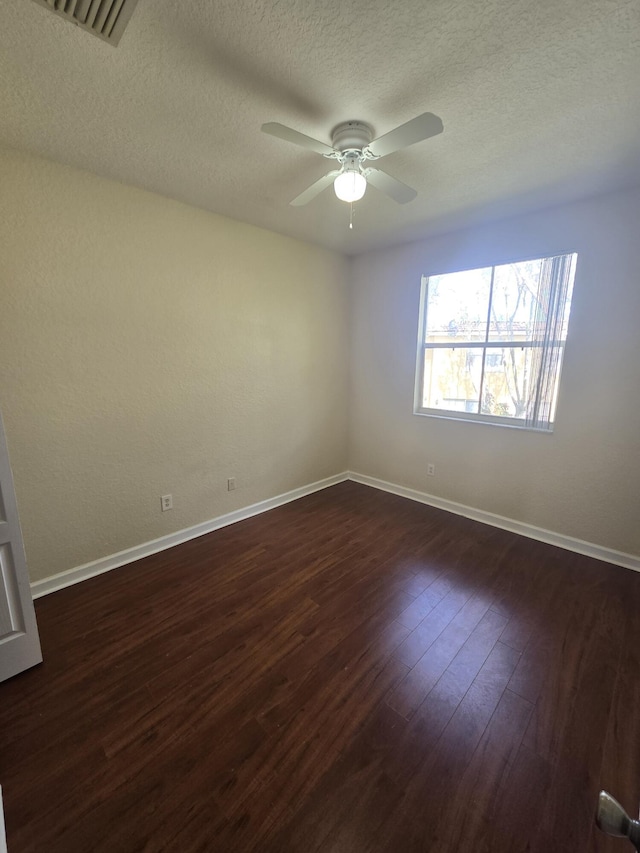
261,112,444,211
333,162,367,202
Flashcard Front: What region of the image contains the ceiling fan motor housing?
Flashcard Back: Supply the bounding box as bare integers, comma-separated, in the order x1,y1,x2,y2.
331,121,373,153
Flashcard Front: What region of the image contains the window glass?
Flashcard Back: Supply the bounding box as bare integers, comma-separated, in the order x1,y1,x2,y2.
415,253,577,430
425,267,492,345
423,348,482,413
488,259,543,341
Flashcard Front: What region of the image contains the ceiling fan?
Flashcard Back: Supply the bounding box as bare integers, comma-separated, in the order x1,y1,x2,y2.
261,112,443,207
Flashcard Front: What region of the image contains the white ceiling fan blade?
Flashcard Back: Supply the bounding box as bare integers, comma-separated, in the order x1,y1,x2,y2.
290,171,340,206
261,122,337,157
367,112,443,158
366,168,417,204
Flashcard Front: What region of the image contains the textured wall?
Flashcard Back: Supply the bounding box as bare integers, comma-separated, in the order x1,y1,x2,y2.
2,144,638,587
349,188,640,557
0,147,349,582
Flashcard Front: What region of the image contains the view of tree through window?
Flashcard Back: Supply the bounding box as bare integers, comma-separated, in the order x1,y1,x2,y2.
415,253,577,430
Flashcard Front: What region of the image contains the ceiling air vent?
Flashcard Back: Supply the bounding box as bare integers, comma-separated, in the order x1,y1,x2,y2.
31,0,140,46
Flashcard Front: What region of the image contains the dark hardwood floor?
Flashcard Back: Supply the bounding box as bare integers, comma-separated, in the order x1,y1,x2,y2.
1,481,638,852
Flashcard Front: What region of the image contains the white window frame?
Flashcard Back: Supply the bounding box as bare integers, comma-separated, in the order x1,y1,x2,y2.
413,253,577,432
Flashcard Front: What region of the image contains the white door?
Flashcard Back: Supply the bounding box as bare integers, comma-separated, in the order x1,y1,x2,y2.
0,411,42,682
0,786,7,853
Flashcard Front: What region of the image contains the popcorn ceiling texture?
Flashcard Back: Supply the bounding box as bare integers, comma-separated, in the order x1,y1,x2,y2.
0,147,349,582
0,0,639,254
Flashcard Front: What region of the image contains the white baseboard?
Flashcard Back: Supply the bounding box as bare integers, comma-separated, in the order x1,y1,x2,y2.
30,472,349,598
348,471,640,573
31,467,639,599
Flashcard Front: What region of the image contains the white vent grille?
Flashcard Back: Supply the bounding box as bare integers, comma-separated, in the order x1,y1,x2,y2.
31,0,140,45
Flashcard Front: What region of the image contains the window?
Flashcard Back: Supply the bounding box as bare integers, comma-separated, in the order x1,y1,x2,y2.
414,253,577,431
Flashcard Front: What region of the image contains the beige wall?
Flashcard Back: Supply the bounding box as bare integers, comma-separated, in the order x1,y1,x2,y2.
2,145,639,586
349,189,640,557
0,147,349,582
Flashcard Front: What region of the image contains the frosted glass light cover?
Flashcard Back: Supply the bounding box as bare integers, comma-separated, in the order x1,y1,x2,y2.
334,170,366,202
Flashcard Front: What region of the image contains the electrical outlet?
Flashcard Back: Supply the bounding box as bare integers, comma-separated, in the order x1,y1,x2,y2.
427,463,435,477
161,494,173,511
227,478,236,491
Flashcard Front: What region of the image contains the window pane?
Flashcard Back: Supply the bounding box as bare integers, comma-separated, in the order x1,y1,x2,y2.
488,259,543,342
422,347,482,413
425,267,492,344
480,346,537,419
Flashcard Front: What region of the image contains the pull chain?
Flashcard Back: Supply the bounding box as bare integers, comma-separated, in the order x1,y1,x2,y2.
349,201,354,230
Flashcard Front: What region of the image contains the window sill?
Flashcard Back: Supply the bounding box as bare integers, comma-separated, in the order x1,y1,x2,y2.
413,408,554,433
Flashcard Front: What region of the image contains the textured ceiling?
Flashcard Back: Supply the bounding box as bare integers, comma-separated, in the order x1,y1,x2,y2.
1,0,640,254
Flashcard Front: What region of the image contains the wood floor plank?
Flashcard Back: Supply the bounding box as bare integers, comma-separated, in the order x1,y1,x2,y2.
0,480,638,852
391,583,475,668
387,596,501,719
373,638,523,850
435,687,534,851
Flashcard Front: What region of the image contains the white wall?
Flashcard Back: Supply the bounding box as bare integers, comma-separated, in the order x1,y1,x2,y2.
349,189,640,557
0,147,349,582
